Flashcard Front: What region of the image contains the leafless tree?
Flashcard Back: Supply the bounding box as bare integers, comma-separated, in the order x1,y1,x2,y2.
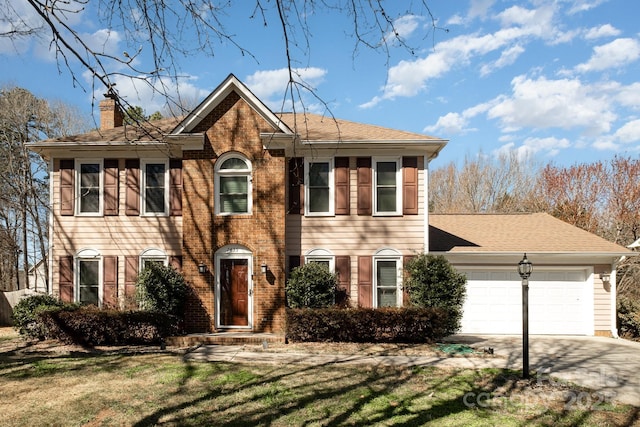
0,86,91,291
2,0,439,122
429,151,539,213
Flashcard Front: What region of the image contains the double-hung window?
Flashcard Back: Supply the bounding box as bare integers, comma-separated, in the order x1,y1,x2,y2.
75,249,101,306
142,160,169,216
76,160,102,215
216,154,252,215
373,158,402,215
305,158,334,216
373,249,402,307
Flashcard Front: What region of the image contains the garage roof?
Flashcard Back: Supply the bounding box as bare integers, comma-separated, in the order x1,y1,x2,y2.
429,213,631,255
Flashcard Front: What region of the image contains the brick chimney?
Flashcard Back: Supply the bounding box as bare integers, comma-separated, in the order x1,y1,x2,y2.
99,95,124,130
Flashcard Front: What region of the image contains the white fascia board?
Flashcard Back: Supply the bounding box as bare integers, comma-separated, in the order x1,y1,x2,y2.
430,251,635,266
28,141,183,159
172,74,293,136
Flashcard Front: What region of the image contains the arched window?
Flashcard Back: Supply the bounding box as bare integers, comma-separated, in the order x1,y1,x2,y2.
140,248,168,270
215,154,252,215
373,248,402,307
305,248,335,272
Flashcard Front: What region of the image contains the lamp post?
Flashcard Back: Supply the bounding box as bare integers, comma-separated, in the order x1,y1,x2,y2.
517,253,533,379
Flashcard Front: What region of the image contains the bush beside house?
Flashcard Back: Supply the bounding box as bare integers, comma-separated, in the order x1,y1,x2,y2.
285,254,466,343
12,265,188,345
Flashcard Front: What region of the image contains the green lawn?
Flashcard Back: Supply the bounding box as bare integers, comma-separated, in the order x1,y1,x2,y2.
0,341,638,426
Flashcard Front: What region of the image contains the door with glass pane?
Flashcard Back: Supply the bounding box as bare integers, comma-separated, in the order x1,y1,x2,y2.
376,259,399,307
219,258,250,327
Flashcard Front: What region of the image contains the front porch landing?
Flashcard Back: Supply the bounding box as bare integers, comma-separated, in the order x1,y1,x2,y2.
166,332,285,347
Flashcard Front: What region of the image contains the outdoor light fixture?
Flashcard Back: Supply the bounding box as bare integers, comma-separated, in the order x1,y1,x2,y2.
517,253,533,379
600,272,611,284
261,263,268,274
198,263,207,274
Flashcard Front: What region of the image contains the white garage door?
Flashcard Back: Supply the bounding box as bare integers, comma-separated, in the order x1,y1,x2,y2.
459,269,592,335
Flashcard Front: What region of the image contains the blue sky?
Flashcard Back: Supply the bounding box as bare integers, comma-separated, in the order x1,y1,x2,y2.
2,0,640,169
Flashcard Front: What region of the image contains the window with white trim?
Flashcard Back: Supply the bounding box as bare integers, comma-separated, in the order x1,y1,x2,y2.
373,248,402,307
305,158,334,216
305,248,335,272
141,159,169,215
373,157,402,215
76,160,102,215
75,249,101,306
215,154,252,215
140,248,168,271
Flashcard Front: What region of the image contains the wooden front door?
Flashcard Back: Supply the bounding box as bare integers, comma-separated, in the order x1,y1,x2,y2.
220,259,249,327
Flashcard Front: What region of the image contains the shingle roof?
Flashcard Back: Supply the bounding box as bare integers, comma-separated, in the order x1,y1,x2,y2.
41,112,440,144
43,116,183,143
277,113,440,141
429,213,630,254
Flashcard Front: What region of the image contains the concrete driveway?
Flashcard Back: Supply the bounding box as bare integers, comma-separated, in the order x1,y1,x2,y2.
186,334,640,407
446,334,640,407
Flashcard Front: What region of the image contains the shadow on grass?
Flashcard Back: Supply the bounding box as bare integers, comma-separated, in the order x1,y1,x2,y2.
2,336,639,426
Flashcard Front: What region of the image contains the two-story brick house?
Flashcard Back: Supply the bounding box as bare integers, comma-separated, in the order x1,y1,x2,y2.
30,74,631,336
30,74,447,333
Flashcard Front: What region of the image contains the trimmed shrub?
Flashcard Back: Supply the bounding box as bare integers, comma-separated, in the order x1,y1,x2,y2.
618,296,640,340
136,263,188,317
285,307,451,343
36,307,182,346
12,294,76,339
404,254,467,335
286,263,338,308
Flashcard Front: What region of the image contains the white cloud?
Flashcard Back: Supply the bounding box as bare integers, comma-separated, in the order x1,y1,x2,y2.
487,75,616,135
567,0,610,15
386,15,423,42
245,68,326,100
613,119,640,144
91,74,210,115
423,112,469,135
584,24,620,40
615,82,640,109
494,136,571,160
575,38,640,73
468,0,495,21
480,44,525,76
360,2,561,107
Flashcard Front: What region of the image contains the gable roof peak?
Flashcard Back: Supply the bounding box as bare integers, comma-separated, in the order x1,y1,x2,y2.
171,73,292,136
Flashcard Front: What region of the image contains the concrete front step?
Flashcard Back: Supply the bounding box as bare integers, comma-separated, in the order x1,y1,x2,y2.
166,332,285,347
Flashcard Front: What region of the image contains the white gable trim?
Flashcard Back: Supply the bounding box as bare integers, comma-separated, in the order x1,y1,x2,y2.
171,74,293,136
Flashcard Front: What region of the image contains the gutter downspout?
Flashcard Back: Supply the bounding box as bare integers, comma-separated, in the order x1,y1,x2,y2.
424,156,429,253
611,256,623,338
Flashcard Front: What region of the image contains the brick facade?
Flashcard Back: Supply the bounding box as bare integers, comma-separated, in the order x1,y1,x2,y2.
182,92,287,332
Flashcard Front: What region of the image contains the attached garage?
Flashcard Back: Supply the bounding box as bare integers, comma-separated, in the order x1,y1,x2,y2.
458,268,593,335
429,213,634,337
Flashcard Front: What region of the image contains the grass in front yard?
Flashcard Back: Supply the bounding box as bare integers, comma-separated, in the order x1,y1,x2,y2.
0,341,638,426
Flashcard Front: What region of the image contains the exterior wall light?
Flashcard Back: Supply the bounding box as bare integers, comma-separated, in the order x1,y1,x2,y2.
261,263,268,274
198,263,207,274
600,272,611,284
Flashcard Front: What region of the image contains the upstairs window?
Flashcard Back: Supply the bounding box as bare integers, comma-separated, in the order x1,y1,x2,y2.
373,158,402,215
76,160,102,215
216,154,252,215
305,158,334,216
141,160,169,216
